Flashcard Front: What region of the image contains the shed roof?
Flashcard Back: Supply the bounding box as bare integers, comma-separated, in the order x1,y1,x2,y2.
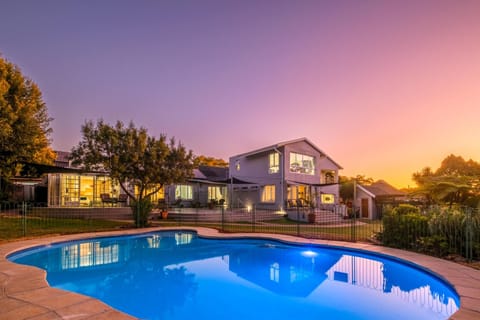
359,180,405,198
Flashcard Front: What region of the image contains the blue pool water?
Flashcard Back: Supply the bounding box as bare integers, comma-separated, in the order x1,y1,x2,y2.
9,231,459,320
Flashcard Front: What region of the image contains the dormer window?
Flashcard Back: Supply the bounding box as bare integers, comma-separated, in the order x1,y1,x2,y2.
269,152,279,174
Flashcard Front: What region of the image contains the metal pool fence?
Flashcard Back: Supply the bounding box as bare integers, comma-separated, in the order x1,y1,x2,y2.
162,205,381,243
1,202,478,262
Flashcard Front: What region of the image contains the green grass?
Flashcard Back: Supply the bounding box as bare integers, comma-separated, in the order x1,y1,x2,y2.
0,216,131,242
151,218,383,242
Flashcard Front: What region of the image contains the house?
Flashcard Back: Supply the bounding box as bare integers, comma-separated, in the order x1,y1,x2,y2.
19,152,135,207
228,138,342,211
355,180,406,219
19,151,228,208
166,165,229,208
15,139,343,212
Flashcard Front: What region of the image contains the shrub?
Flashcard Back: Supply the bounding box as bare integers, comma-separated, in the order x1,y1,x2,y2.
382,204,480,260
131,198,154,227
417,235,450,257
381,205,428,249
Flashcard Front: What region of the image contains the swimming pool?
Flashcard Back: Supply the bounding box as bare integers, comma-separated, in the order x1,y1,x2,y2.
8,231,459,320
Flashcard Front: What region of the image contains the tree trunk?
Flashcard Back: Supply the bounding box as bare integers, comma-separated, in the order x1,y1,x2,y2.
132,198,153,227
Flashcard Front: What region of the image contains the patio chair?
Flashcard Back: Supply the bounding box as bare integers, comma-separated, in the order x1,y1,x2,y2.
117,194,128,207
287,199,296,208
100,193,116,207
296,198,308,208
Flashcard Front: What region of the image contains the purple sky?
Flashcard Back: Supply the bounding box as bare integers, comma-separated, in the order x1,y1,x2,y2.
1,0,480,188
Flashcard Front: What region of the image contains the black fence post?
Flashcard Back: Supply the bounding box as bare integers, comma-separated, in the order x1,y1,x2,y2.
252,205,256,233
351,205,357,242
221,205,225,232
465,207,473,262
22,201,27,237
296,206,300,237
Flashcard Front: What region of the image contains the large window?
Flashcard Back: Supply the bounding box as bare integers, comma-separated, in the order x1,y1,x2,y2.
49,174,118,207
287,185,309,201
269,152,280,174
62,174,80,206
261,185,276,203
134,185,164,202
208,186,225,200
95,176,119,205
289,152,315,175
175,185,193,200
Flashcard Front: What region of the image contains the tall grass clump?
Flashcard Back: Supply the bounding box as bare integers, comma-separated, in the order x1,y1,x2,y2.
381,204,429,250
381,204,480,260
422,206,480,259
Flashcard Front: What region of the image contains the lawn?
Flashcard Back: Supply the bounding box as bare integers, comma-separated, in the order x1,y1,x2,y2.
0,215,131,243
151,217,383,242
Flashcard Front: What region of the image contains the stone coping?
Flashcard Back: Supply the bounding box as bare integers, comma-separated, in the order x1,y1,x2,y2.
1,227,479,320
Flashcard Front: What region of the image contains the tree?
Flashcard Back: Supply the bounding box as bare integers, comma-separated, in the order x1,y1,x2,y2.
193,155,228,168
412,154,480,207
0,56,54,199
70,120,194,227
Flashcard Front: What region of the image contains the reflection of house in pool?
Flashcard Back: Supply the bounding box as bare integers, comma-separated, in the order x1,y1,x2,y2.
325,254,459,316
228,245,341,297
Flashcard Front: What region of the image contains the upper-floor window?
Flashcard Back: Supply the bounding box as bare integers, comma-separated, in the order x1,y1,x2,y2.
323,170,336,184
289,152,315,175
269,152,280,174
235,160,240,171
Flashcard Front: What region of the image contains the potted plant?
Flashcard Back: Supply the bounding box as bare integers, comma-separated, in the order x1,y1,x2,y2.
208,199,218,209
161,205,168,219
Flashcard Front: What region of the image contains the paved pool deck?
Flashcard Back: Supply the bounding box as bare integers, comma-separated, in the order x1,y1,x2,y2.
1,227,479,320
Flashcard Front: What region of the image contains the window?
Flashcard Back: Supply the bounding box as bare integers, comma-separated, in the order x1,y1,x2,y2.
208,186,224,200
61,174,80,206
95,176,119,204
175,185,193,200
235,160,240,171
289,152,315,175
321,194,335,204
322,170,336,184
261,185,276,203
135,185,164,202
269,152,280,174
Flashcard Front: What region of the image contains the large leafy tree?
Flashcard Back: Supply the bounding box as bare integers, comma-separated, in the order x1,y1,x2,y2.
0,56,54,198
70,120,194,227
412,154,480,207
193,155,228,168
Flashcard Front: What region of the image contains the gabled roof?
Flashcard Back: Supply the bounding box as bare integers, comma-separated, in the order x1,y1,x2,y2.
230,137,343,169
54,150,71,167
190,166,229,184
358,180,405,198
198,165,229,181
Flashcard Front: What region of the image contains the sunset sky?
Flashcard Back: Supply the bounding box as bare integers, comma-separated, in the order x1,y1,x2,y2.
1,0,479,188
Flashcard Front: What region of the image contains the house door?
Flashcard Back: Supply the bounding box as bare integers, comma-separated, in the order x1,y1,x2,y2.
361,198,369,218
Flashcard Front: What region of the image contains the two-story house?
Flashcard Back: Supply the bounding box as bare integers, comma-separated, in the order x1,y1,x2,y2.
229,138,342,211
